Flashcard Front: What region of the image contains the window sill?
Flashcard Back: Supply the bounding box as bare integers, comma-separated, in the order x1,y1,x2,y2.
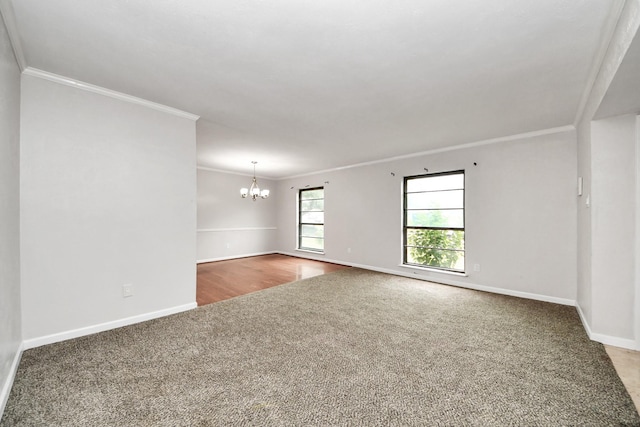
296,248,325,255
398,264,468,277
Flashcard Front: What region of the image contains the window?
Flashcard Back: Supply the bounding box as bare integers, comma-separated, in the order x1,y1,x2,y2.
298,187,324,252
403,171,464,272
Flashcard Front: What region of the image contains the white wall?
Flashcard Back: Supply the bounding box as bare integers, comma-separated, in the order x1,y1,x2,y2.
197,168,277,262
577,113,639,348
20,75,197,343
0,10,22,413
590,114,637,341
574,0,640,349
277,130,578,304
637,115,640,347
576,119,593,326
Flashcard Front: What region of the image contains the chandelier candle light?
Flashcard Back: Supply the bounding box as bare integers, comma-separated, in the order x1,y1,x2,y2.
240,161,270,201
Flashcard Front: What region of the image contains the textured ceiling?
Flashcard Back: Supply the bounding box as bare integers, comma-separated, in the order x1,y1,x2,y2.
9,0,620,178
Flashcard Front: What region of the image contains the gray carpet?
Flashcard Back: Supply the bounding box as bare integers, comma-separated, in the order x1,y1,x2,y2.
2,268,639,426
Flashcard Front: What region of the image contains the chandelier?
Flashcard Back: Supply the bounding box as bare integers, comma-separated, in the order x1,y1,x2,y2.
240,161,270,201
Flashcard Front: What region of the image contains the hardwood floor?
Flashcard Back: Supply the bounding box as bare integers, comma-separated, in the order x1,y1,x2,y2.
605,345,640,412
196,253,349,306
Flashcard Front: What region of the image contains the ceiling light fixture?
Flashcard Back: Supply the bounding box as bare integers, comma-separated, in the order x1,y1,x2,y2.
240,161,270,201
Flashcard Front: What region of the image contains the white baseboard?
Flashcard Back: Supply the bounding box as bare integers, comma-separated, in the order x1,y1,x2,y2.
576,303,639,350
197,251,276,264
277,251,335,264
22,302,197,350
277,251,575,306
362,263,575,306
590,332,639,350
575,302,592,337
0,341,23,417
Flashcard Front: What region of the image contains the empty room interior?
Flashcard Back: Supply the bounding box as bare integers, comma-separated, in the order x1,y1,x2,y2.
2,0,640,425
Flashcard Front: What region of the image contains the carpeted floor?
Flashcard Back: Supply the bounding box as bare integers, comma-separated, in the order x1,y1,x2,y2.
2,269,639,426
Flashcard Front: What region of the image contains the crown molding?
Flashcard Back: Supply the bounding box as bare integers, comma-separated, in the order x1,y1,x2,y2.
199,125,574,181
196,165,253,177
279,125,575,180
575,0,640,125
196,165,273,180
0,0,27,71
22,67,200,121
574,0,627,125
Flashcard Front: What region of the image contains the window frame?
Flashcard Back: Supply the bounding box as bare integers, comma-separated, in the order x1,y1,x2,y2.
403,170,465,273
298,187,325,253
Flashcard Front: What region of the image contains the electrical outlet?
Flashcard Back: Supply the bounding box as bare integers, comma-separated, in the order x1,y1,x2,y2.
226,242,230,249
473,264,481,272
347,248,351,253
122,284,134,298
